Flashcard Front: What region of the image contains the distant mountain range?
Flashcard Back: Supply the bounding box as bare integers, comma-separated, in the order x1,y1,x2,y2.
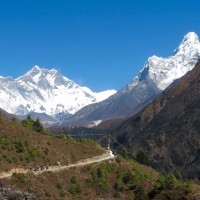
0,66,116,124
0,32,199,128
112,60,200,178
60,32,200,127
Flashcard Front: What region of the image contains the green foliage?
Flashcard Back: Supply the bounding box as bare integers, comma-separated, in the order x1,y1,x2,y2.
156,173,178,190
21,115,34,128
115,156,123,163
184,181,192,194
21,116,46,134
33,119,45,133
78,138,97,144
135,185,148,200
55,182,63,190
68,176,82,194
68,184,82,194
0,136,40,164
114,162,152,192
47,141,52,146
27,148,40,162
56,134,73,143
16,174,26,183
87,163,116,193
174,170,182,180
13,139,26,153
71,176,78,184
118,147,128,159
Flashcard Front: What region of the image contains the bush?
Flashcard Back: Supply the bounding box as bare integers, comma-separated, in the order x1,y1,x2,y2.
135,185,148,200
68,176,82,194
184,181,192,194
68,184,82,194
116,156,123,163
55,182,62,190
47,141,52,146
33,119,45,133
156,174,178,190
17,174,26,183
114,163,152,192
71,176,78,184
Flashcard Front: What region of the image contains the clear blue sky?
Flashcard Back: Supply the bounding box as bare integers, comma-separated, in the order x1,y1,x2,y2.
0,0,199,92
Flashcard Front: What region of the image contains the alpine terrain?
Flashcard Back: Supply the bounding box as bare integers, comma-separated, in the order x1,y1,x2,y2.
0,112,200,199
0,66,116,125
112,60,200,179
62,32,200,127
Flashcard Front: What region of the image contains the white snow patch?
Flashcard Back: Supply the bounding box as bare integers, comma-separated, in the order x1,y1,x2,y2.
87,120,102,128
95,90,117,102
0,66,115,120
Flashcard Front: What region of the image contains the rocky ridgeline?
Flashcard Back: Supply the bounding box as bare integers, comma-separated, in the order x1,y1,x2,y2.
0,187,37,200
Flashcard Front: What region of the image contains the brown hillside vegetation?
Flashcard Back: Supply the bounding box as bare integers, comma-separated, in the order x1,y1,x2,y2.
0,110,200,199
112,60,200,178
0,115,104,172
2,157,200,200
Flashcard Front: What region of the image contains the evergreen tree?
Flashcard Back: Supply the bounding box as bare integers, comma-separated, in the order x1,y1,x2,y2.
33,119,44,133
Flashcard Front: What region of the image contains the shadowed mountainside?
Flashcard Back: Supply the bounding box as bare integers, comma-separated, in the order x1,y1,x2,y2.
112,60,200,178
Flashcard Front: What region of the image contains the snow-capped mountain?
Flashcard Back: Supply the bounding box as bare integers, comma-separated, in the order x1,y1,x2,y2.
0,66,116,121
61,32,200,127
124,32,200,92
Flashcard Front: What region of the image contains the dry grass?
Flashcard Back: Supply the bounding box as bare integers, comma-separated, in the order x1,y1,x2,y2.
0,118,105,171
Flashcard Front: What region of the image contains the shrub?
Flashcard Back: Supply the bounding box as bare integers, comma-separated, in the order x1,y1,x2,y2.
17,174,26,183
114,163,151,192
55,182,62,190
116,156,123,163
69,176,82,194
156,174,178,190
47,141,52,146
184,181,192,194
33,119,45,133
71,176,78,184
135,185,148,200
68,184,82,194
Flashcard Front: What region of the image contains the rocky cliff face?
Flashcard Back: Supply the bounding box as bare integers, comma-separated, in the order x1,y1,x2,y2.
0,187,37,200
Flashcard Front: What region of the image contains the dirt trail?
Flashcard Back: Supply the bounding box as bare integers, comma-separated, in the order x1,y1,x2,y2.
0,152,115,179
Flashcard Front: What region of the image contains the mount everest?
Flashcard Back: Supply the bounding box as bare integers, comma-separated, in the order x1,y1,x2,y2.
0,66,116,124
61,32,200,127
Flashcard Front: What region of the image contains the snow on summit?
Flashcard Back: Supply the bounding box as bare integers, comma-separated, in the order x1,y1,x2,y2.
0,66,116,121
126,32,200,91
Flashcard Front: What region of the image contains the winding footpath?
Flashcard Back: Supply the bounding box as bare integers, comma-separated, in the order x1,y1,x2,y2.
0,152,115,179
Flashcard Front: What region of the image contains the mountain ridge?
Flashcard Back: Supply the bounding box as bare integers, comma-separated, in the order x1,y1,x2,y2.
60,32,200,127
0,66,116,122
112,60,200,178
